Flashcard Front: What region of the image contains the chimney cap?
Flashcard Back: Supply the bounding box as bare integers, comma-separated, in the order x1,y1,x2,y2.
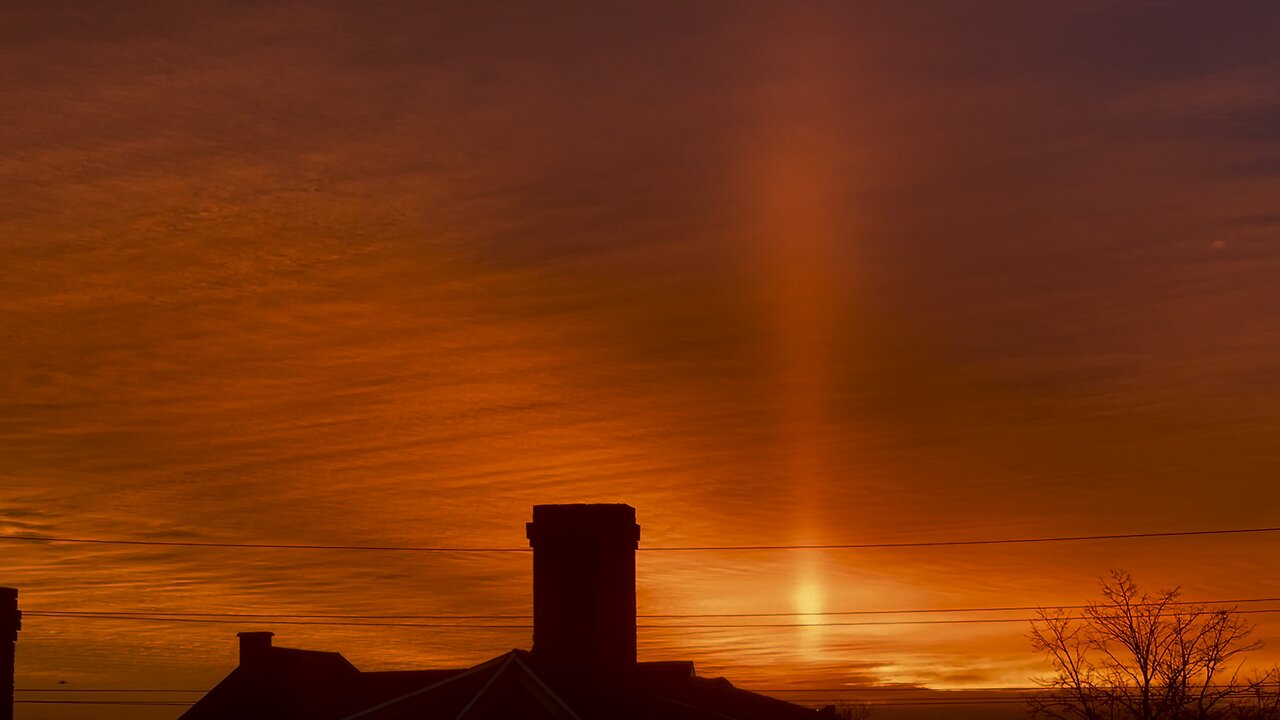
237,632,274,667
527,504,639,546
532,502,635,516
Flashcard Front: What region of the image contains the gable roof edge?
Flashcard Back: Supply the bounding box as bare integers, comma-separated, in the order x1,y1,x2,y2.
340,652,515,720
508,654,582,720
452,654,517,720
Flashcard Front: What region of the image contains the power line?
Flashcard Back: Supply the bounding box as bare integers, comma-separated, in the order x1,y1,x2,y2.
16,688,204,693
754,695,1280,707
645,594,1280,617
15,699,194,706
760,685,1280,693
15,686,1274,695
811,697,1274,706
30,697,1253,709
0,530,524,550
646,609,1280,629
25,596,1275,621
11,698,1247,709
15,698,1271,709
793,697,1277,706
652,607,1280,628
643,596,1280,618
22,607,1280,630
21,612,525,629
644,527,1280,551
0,698,1213,709
2,525,1277,553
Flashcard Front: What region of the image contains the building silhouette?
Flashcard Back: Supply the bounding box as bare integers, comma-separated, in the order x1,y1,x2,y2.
1,588,18,720
181,504,835,719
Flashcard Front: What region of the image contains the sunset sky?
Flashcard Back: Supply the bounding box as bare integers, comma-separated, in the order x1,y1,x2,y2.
3,1,1279,718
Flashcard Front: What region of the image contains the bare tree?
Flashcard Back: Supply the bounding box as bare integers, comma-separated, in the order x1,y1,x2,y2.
1028,571,1278,720
1233,668,1280,720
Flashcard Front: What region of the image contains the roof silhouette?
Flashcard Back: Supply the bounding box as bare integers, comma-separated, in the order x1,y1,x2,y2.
347,649,828,720
182,645,830,720
178,505,835,720
180,641,461,720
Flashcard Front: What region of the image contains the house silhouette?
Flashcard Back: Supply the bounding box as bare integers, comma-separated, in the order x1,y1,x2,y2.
181,504,836,719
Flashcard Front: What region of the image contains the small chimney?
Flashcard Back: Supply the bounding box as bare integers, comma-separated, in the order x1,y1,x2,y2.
526,504,640,682
237,631,274,668
1,588,17,720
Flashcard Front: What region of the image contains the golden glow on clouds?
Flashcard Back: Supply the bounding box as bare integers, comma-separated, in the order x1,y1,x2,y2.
3,3,1280,717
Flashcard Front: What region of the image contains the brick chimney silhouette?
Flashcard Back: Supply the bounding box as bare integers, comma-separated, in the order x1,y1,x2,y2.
526,504,640,682
237,631,274,669
1,588,18,720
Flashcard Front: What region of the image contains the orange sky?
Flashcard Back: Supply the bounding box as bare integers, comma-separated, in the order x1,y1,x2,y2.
3,2,1280,718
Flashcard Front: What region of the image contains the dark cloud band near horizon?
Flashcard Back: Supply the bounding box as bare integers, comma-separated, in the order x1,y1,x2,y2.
3,2,1279,717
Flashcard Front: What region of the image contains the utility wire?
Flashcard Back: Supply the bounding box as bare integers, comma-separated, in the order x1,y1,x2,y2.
788,696,1070,702
778,696,1279,702
640,596,1280,618
2,526,1277,553
15,699,194,706
758,685,1280,692
15,688,204,693
0,534,526,553
16,686,1276,696
27,698,1277,708
645,526,1280,551
24,596,1280,621
0,697,1126,708
0,699,1041,708
22,608,1280,629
